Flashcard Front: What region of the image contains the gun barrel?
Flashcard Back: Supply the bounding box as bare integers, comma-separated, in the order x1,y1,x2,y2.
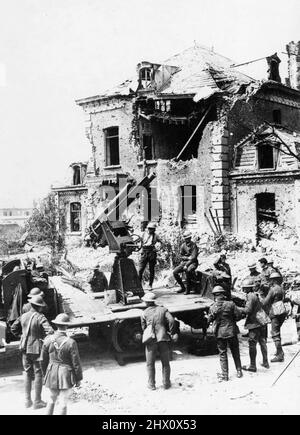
89,172,156,235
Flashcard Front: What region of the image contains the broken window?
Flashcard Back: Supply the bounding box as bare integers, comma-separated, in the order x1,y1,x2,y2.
70,202,81,232
256,193,277,240
139,67,152,89
272,109,282,125
104,127,120,166
258,143,275,169
180,185,197,224
73,165,81,185
143,134,154,160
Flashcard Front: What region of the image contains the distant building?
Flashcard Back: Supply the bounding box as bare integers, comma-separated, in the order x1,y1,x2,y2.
0,207,32,237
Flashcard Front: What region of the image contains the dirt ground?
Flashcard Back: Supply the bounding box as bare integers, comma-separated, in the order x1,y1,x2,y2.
0,318,300,415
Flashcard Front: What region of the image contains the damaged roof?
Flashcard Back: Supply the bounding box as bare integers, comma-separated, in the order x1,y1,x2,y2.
76,44,256,104
158,44,255,97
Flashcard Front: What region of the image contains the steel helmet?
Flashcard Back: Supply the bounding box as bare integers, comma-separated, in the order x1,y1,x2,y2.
183,230,192,239
52,313,71,325
248,262,257,269
270,272,281,279
142,292,156,303
212,285,226,294
30,295,46,307
28,287,44,299
242,278,255,288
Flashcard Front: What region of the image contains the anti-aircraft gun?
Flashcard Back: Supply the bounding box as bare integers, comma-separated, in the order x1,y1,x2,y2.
86,171,156,305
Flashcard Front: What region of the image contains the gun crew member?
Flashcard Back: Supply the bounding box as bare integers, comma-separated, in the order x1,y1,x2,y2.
11,295,54,409
173,231,198,295
41,313,83,415
138,222,161,290
207,286,243,382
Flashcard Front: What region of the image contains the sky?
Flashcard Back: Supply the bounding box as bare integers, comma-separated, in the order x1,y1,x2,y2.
0,0,299,208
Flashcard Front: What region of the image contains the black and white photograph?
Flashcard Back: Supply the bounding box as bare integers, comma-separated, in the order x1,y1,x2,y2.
1,0,300,418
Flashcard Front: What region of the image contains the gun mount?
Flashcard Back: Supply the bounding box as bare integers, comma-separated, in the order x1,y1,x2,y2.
87,171,157,305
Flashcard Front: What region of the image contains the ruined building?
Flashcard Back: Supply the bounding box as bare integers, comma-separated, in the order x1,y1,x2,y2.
53,42,300,245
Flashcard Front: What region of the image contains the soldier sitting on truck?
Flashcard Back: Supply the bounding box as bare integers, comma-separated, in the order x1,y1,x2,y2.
212,252,232,298
25,259,48,291
173,231,198,295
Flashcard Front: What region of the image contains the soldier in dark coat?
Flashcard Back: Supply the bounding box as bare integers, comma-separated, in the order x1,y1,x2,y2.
11,295,54,409
41,313,83,415
262,272,286,362
207,286,243,381
173,231,198,295
239,278,269,372
88,264,108,293
141,292,177,390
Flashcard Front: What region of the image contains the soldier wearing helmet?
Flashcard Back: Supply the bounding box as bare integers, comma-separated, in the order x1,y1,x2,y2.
41,313,83,415
206,285,243,382
258,257,273,297
261,271,286,363
11,295,54,410
140,292,177,390
243,262,261,293
138,222,161,290
239,278,269,372
22,287,46,314
173,230,198,295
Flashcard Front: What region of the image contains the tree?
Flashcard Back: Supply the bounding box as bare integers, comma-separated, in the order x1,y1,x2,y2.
26,192,66,253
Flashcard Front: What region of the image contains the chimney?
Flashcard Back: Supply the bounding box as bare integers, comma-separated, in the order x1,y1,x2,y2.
286,41,300,90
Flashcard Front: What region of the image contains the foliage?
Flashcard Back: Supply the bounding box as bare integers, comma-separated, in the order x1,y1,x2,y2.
26,192,66,253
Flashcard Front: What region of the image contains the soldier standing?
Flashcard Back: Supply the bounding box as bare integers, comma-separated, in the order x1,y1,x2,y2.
262,272,287,362
212,252,232,298
138,222,161,290
141,292,177,390
11,295,54,409
244,262,261,293
41,313,83,415
173,231,198,295
207,286,243,381
258,257,272,297
22,287,46,314
240,278,269,372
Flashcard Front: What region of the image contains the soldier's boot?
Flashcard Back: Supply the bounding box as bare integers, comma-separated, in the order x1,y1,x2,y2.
24,373,33,408
242,345,257,372
271,340,284,363
45,402,55,415
33,373,47,409
260,341,269,368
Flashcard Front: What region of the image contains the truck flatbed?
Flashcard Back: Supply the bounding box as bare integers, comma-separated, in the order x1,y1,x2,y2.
50,276,214,328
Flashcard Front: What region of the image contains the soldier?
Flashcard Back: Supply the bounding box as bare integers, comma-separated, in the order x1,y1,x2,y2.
22,287,46,314
173,231,198,295
212,252,232,298
268,258,283,284
207,285,243,381
138,222,161,290
11,295,54,409
240,278,269,372
261,272,287,362
41,313,83,415
141,292,177,390
88,264,108,293
244,262,261,293
258,257,272,297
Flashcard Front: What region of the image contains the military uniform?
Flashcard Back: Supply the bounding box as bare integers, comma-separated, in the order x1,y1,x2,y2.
173,241,198,294
11,307,54,408
240,292,269,370
41,330,83,415
141,303,176,389
88,269,108,292
138,232,161,288
262,283,286,361
208,296,242,380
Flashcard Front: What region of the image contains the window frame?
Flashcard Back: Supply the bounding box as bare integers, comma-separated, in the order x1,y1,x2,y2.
257,143,277,171
70,202,82,233
104,126,120,167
